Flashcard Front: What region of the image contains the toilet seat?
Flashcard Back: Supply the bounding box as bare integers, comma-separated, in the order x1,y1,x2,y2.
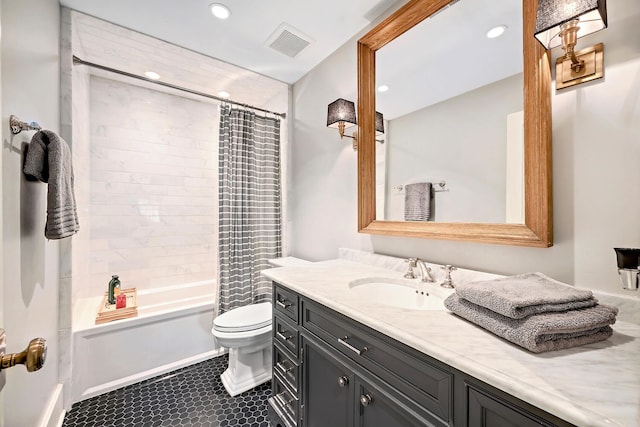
213,302,272,333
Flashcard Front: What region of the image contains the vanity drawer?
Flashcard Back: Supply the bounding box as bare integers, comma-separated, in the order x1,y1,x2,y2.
273,341,299,394
274,284,299,322
273,314,299,357
301,298,452,423
272,373,300,426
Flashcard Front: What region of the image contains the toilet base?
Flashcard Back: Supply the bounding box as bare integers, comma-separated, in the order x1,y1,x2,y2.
220,345,272,397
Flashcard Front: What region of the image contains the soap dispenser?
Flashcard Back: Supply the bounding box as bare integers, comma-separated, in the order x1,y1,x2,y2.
614,248,639,291
107,275,121,304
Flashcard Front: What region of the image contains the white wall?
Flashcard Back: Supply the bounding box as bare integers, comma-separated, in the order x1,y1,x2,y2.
1,0,62,426
291,0,640,296
291,31,373,261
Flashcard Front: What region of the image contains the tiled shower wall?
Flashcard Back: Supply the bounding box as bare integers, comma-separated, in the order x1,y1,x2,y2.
88,76,219,293
63,10,289,301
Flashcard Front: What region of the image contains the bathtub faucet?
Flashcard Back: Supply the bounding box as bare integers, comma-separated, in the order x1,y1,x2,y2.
107,275,120,305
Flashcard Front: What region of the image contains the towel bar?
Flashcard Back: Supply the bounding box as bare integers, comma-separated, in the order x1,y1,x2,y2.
9,115,41,135
394,181,449,193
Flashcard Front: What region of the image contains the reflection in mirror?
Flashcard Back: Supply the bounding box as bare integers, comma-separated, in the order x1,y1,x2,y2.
376,0,525,223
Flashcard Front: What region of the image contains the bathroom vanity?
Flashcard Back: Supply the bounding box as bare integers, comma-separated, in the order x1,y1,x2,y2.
264,258,640,427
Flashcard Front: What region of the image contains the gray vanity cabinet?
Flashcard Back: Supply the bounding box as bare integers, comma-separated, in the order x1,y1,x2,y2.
302,333,433,427
269,283,576,427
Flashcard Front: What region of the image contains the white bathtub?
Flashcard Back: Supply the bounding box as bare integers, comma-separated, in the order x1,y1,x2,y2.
71,280,223,403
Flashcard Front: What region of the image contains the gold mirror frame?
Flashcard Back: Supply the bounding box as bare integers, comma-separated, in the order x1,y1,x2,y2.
357,0,552,247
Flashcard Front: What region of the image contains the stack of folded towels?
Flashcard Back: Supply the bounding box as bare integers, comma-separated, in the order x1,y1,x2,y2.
443,272,618,353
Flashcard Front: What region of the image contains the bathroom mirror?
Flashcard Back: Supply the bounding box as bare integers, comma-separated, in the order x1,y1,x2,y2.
357,0,552,247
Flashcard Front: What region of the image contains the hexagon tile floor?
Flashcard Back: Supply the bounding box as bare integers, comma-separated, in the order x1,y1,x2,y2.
63,355,271,427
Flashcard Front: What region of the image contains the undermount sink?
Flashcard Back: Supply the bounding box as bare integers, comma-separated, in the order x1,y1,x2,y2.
348,277,447,311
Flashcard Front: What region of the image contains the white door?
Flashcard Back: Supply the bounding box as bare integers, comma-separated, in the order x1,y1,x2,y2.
0,2,58,425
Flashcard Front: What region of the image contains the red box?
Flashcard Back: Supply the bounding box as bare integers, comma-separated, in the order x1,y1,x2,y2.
116,293,127,309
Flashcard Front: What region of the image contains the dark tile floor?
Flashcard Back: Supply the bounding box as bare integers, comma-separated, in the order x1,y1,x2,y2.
63,355,271,427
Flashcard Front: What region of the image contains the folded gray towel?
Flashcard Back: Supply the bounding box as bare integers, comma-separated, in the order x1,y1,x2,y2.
404,182,432,221
455,272,597,319
23,130,79,239
444,293,617,353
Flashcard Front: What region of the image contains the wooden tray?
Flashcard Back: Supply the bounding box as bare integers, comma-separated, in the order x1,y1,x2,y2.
95,288,138,324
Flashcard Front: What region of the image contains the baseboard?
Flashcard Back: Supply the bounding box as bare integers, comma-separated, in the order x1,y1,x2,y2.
79,348,227,402
38,383,65,427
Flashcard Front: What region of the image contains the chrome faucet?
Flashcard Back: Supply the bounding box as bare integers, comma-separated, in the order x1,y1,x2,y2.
440,265,457,288
404,258,418,279
405,258,435,283
416,259,435,283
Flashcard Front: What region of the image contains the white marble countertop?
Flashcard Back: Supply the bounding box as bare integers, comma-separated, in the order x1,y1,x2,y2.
263,259,640,427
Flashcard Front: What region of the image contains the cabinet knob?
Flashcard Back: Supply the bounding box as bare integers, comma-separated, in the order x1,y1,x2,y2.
360,394,372,407
337,376,349,387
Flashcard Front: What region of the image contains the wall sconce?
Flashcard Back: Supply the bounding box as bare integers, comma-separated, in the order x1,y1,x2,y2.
326,98,384,151
534,0,607,89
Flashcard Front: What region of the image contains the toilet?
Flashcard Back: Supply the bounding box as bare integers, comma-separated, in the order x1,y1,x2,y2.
212,257,311,396
212,301,273,396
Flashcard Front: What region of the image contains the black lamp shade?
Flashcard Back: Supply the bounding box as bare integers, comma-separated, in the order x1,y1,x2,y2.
375,111,384,134
327,98,357,128
535,0,607,49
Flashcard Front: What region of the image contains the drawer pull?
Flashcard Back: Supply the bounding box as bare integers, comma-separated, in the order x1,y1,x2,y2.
360,394,373,407
276,299,292,309
338,336,368,356
276,361,293,374
276,331,292,341
338,376,349,387
276,391,294,406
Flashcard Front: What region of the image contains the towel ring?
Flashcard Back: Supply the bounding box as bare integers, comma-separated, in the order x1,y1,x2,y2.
10,115,41,135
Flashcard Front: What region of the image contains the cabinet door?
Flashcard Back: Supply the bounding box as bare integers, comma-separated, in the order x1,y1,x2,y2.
355,377,436,427
467,386,555,427
302,335,354,427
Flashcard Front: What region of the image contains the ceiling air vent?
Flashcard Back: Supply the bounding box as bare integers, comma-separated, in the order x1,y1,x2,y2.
266,24,312,58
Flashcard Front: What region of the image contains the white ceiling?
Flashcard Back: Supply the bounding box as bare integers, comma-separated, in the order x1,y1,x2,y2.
59,0,402,84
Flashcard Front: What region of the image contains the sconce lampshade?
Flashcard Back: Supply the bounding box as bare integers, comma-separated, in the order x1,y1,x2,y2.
534,0,607,49
327,98,357,128
375,111,384,134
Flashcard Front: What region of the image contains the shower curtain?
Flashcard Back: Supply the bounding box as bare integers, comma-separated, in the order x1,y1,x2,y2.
218,105,282,313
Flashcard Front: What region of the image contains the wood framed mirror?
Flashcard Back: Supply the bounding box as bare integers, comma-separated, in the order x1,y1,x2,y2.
357,0,552,247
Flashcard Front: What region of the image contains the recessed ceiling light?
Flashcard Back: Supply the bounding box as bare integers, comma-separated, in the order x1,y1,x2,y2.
144,71,160,80
377,85,389,93
210,3,231,20
217,91,230,99
486,25,508,39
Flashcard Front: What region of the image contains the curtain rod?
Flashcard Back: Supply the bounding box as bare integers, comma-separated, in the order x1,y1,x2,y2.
72,56,286,119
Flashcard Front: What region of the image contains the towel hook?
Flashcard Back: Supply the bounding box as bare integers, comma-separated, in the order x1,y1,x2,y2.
10,115,42,135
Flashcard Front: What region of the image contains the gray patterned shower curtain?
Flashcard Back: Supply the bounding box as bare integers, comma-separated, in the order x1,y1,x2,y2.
218,105,282,313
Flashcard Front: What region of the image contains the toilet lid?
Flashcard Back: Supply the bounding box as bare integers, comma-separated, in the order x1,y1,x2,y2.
213,302,272,333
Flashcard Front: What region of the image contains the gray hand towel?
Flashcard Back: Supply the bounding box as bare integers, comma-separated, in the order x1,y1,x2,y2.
23,130,80,239
23,132,48,181
444,293,617,353
404,182,432,221
455,272,597,319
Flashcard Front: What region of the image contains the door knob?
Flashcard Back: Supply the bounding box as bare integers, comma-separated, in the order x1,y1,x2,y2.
0,338,47,372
